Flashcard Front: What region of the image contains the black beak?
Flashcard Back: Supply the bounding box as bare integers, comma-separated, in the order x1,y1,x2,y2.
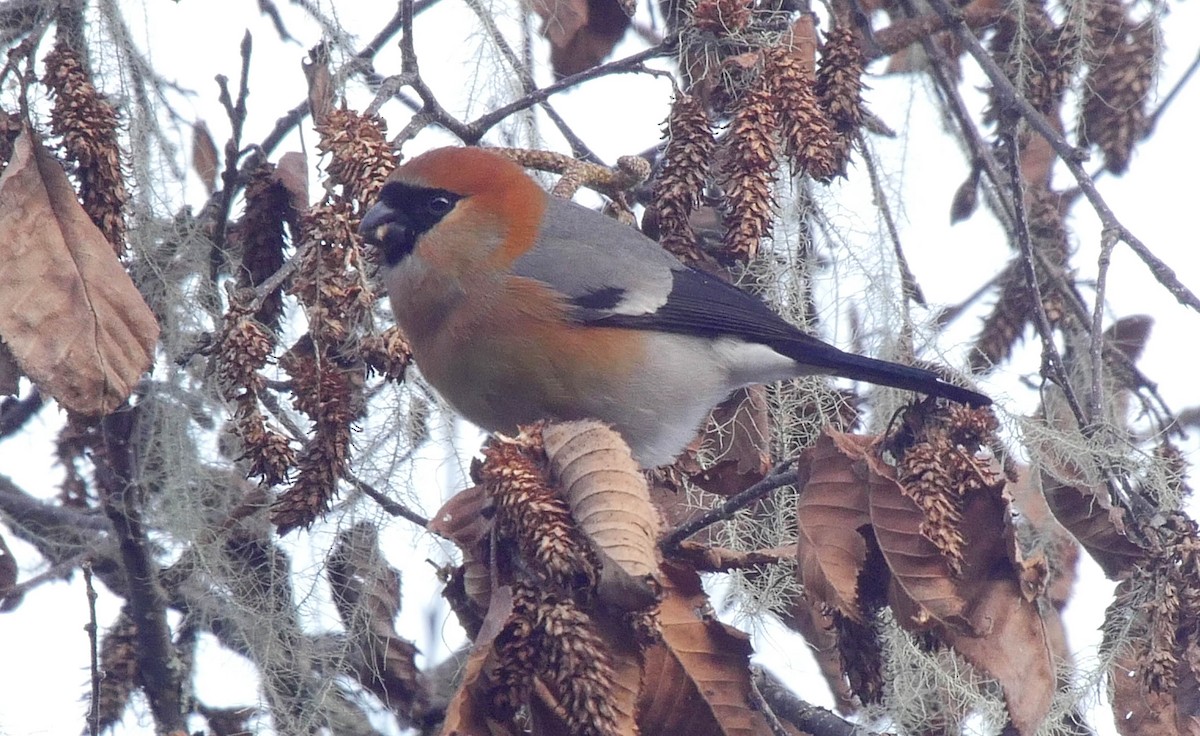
358,201,395,245
358,201,418,266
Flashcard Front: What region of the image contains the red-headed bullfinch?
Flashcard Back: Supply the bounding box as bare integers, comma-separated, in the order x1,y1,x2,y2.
359,147,989,467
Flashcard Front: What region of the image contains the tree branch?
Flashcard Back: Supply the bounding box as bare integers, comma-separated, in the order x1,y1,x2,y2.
97,410,185,733
925,0,1200,314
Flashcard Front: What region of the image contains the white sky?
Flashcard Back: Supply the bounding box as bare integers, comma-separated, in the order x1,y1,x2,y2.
0,0,1197,734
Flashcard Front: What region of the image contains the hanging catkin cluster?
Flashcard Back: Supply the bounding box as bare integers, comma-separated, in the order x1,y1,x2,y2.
720,66,779,261
653,12,866,263
766,44,838,181
270,109,395,532
812,26,864,180
894,405,1002,575
1107,514,1200,694
465,425,662,734
969,187,1073,372
650,91,715,261
42,34,129,254
1077,8,1159,174
215,294,295,487
236,157,293,330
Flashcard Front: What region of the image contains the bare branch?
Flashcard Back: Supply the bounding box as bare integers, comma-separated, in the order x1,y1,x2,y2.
83,562,101,736
96,410,185,733
661,460,799,551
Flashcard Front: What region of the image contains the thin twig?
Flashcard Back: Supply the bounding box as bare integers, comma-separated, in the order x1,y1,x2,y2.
211,31,254,254
256,385,309,443
259,0,440,155
656,542,796,573
661,460,799,551
893,0,1015,234
1002,129,1086,427
1,549,90,605
464,40,676,142
1089,229,1117,425
83,562,101,736
460,0,598,162
347,473,429,527
1145,45,1200,134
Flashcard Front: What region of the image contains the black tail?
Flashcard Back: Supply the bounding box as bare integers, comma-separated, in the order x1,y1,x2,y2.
773,336,991,406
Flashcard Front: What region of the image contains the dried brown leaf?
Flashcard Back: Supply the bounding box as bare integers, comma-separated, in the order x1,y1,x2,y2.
440,586,521,736
531,0,588,53
431,484,494,614
795,431,875,622
0,129,159,415
304,43,335,127
542,420,662,609
866,453,972,630
950,169,980,224
1112,647,1200,736
274,151,309,213
539,0,632,77
940,577,1056,734
191,121,219,194
637,565,778,735
781,600,857,712
431,484,492,552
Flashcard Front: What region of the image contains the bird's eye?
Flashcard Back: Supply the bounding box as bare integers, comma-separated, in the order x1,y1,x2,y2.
428,195,455,216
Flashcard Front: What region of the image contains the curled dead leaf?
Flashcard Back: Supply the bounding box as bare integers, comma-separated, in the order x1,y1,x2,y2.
430,484,493,613
327,523,426,716
542,420,662,610
274,151,309,214
638,564,789,735
0,129,159,415
532,0,631,77
795,431,875,622
303,42,334,127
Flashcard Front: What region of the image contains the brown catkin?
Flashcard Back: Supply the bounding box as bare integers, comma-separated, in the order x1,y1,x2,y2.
720,66,779,261
43,37,129,255
651,90,716,260
814,26,865,179
765,44,838,180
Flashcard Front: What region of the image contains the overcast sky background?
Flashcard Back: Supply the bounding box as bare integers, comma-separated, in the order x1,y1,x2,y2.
0,0,1197,733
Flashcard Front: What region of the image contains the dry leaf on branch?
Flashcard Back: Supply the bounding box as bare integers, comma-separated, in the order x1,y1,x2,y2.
532,0,632,78
794,431,874,622
1110,647,1200,736
792,423,1058,733
0,129,159,415
639,564,800,736
191,121,219,194
542,420,663,610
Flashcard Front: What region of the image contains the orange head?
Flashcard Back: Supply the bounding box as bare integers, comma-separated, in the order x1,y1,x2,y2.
359,147,546,269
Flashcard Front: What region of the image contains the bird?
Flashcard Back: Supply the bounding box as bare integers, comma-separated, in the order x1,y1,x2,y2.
358,146,990,467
